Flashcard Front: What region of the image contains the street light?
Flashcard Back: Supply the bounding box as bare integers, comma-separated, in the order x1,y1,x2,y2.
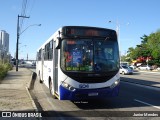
108,20,129,39
19,24,41,35
16,14,41,71
108,20,129,61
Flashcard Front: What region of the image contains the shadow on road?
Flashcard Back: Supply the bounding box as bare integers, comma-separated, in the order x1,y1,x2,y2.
121,77,160,88
28,71,160,118
29,72,37,90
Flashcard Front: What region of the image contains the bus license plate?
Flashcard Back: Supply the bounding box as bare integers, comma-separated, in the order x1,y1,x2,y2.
88,92,98,96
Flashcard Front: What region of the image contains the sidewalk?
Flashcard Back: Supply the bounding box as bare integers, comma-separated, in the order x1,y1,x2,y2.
0,67,36,111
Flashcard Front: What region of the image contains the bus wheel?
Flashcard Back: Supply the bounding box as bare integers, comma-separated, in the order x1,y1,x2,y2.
49,80,57,99
49,80,53,95
39,72,43,83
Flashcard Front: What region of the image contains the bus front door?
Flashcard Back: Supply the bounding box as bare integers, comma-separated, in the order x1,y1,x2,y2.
41,49,44,82
53,42,58,95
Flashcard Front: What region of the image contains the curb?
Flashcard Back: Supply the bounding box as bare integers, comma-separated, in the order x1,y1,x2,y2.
26,87,38,111
28,72,37,90
27,72,38,110
26,71,43,120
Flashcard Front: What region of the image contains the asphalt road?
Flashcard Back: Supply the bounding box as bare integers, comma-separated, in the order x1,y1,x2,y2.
29,70,160,120
121,71,160,88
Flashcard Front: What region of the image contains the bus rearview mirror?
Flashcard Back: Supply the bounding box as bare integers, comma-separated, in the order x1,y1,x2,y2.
55,37,62,49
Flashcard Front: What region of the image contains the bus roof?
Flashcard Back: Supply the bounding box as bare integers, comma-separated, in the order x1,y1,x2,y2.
62,26,115,31
37,26,117,51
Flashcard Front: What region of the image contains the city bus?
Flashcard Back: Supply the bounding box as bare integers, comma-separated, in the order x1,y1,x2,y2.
36,26,120,100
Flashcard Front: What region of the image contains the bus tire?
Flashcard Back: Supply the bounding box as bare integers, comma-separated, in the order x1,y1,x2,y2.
39,72,43,83
40,79,43,83
49,80,52,94
49,80,57,99
53,94,57,99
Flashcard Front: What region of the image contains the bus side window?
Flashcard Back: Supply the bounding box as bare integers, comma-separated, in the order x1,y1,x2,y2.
38,49,42,61
49,40,53,60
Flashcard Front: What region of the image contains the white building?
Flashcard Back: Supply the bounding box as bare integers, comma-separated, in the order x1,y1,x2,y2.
0,30,9,60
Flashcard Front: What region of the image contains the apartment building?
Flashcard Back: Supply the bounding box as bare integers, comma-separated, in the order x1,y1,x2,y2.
0,30,9,60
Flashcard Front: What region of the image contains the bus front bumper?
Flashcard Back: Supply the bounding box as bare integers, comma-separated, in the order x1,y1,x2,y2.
59,84,120,100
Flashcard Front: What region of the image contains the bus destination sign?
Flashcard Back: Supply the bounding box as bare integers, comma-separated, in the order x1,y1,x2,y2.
64,26,116,37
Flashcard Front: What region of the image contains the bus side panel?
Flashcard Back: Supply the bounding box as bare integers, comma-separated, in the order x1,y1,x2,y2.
36,60,41,78
36,50,43,82
43,61,53,88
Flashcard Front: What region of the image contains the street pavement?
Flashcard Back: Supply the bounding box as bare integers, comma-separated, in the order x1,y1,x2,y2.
0,67,36,111
0,67,159,112
121,70,160,88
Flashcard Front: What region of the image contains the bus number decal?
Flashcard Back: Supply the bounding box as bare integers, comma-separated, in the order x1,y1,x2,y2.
79,84,89,89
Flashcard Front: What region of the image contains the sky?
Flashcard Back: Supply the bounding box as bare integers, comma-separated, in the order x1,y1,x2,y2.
0,0,160,60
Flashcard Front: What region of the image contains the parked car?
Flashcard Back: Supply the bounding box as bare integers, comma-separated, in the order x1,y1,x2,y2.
32,62,36,66
129,65,136,69
138,65,153,71
120,65,133,75
20,61,32,67
19,61,27,67
157,67,160,71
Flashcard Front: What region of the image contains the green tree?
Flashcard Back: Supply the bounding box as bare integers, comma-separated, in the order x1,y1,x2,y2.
126,47,136,61
126,31,160,66
147,32,160,59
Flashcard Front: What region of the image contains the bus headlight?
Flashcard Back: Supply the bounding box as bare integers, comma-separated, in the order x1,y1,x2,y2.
61,82,76,91
110,79,120,89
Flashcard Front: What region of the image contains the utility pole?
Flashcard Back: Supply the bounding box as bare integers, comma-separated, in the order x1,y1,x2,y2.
16,15,29,71
27,53,28,61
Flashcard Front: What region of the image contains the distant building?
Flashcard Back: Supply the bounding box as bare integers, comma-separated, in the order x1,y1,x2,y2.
1,30,9,52
0,30,9,60
0,33,1,60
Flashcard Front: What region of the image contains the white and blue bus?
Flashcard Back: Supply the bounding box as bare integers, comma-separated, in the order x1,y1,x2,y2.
36,26,120,100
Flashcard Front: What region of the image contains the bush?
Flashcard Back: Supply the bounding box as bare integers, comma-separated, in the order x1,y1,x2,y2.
0,63,13,80
0,64,7,80
4,63,13,71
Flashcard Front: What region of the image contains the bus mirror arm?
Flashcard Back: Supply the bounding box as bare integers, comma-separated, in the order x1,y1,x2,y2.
55,37,62,49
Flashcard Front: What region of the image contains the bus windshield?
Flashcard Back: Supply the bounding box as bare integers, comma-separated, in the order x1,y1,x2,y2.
61,39,119,73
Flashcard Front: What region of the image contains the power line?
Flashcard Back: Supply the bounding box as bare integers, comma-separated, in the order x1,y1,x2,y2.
19,0,28,33
27,0,36,17
19,0,36,33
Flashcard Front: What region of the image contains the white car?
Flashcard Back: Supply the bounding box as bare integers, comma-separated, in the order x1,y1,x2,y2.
157,67,160,71
129,65,136,69
138,65,153,70
120,65,133,75
20,61,32,67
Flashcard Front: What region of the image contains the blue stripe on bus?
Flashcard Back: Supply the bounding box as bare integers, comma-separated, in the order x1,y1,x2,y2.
59,84,120,100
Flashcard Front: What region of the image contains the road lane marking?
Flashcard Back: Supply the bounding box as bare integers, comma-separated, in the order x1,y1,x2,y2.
121,81,160,92
134,99,160,110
